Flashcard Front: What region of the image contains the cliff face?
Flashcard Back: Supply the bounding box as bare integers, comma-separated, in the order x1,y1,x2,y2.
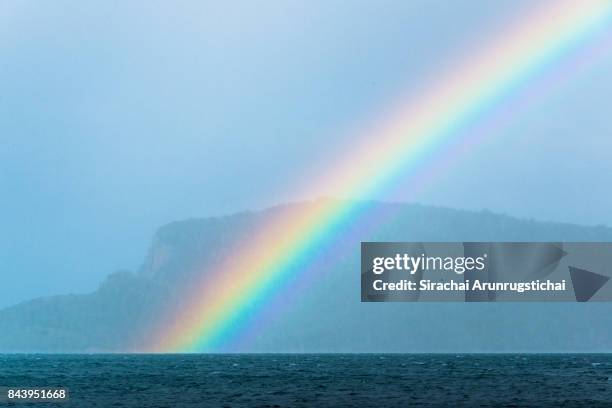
2,200,612,352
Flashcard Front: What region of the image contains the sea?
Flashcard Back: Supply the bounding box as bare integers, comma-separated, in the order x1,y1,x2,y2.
1,354,612,407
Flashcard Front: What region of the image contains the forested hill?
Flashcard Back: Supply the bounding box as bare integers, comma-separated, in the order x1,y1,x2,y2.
1,200,611,352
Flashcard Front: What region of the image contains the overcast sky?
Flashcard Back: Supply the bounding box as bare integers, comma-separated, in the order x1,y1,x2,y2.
1,0,611,308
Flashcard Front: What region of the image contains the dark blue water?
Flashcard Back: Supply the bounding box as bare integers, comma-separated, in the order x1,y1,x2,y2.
1,354,612,407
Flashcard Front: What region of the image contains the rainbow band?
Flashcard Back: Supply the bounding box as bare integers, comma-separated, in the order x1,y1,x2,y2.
150,0,612,352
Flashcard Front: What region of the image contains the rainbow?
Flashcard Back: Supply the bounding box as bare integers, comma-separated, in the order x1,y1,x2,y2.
149,0,612,352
